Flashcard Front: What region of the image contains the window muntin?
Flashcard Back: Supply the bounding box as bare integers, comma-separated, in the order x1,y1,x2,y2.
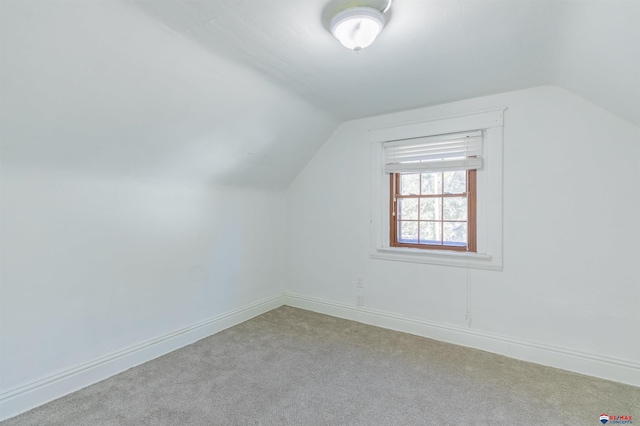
390,169,476,252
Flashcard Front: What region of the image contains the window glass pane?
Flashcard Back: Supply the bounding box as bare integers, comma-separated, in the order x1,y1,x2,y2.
392,171,475,251
443,222,467,245
419,221,442,244
443,197,467,221
400,174,420,195
399,198,418,220
399,221,418,243
420,198,441,220
443,171,466,194
421,172,442,194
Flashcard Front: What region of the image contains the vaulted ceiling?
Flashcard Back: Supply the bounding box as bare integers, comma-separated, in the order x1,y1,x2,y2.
2,0,638,189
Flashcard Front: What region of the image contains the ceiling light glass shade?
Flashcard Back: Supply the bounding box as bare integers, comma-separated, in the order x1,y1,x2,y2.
330,7,385,51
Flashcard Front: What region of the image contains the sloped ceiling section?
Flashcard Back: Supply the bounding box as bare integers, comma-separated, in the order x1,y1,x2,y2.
2,0,638,191
132,0,567,121
1,1,339,189
552,0,640,127
133,0,639,127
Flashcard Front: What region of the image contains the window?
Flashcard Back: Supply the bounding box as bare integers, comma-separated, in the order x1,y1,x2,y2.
385,130,482,253
391,170,476,251
369,108,504,270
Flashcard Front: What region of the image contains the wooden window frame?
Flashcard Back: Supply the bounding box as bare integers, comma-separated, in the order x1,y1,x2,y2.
390,170,477,252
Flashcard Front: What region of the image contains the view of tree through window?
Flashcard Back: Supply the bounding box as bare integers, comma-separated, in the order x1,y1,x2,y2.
390,170,476,252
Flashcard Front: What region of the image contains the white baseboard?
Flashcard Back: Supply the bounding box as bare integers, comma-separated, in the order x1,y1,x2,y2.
283,292,640,387
3,292,637,421
0,294,284,421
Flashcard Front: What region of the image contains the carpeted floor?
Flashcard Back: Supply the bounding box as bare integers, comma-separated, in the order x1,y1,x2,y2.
3,306,639,425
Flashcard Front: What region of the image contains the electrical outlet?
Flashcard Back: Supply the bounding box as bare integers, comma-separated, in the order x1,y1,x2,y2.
356,292,364,306
356,275,363,288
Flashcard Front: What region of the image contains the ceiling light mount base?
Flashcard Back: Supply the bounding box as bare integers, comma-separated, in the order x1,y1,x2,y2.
330,6,386,51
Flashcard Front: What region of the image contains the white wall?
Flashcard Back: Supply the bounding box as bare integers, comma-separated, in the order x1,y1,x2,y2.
0,168,285,402
286,86,640,380
1,0,332,417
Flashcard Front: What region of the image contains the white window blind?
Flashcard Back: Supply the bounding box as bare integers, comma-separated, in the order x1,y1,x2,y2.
383,130,483,173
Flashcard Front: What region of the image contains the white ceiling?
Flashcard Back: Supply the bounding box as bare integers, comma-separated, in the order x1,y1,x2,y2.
552,1,640,128
2,0,638,189
132,0,639,124
1,0,339,188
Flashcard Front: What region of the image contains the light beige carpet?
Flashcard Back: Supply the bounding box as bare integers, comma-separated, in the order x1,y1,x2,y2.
3,306,638,425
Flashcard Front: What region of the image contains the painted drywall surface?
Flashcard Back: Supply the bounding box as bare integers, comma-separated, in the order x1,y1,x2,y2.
1,0,311,393
131,0,566,121
0,0,338,190
0,169,286,391
552,0,640,128
287,86,640,364
132,1,640,129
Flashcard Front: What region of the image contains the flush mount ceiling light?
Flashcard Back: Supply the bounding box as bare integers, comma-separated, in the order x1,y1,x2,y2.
330,1,391,51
